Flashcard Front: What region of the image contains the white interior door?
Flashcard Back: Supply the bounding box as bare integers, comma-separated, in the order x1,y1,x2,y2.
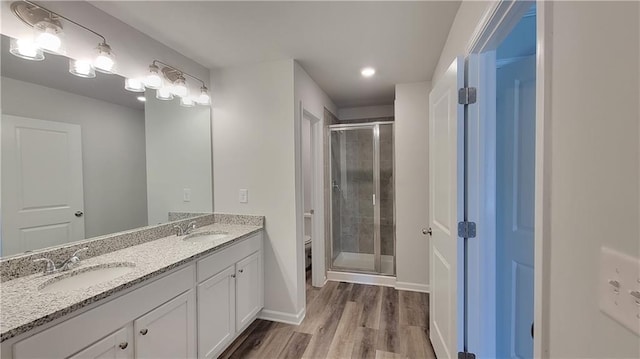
1,115,85,256
429,57,464,359
496,55,536,359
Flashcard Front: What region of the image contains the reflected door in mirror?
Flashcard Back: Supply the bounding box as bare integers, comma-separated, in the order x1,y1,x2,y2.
2,115,85,256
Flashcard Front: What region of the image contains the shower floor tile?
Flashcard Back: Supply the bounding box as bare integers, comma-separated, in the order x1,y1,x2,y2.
333,252,394,275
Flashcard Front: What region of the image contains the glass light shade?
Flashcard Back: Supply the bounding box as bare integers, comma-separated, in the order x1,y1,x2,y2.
196,86,211,105
144,64,163,89
125,78,145,92
34,20,63,54
180,97,195,107
69,59,96,78
9,38,44,61
94,43,115,73
156,86,174,101
171,76,188,98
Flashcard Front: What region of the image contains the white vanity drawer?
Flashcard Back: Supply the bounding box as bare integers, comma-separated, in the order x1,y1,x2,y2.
196,232,262,283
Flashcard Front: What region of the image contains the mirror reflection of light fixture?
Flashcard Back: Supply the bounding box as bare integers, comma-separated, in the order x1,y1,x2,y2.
156,86,174,101
125,78,145,92
196,86,211,105
144,64,163,89
10,1,117,75
94,42,115,73
9,37,44,60
69,59,96,78
180,97,195,107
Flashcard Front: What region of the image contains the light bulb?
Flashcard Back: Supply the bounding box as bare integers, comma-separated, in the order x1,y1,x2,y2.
94,43,115,73
9,38,44,61
180,97,195,107
35,22,62,53
171,75,188,98
125,78,145,92
196,86,211,105
361,67,376,77
69,59,96,78
156,86,174,101
144,64,162,89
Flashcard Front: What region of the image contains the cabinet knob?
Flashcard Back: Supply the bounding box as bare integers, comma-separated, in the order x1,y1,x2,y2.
119,342,128,350
231,274,236,278
140,328,148,335
238,269,244,274
422,227,433,236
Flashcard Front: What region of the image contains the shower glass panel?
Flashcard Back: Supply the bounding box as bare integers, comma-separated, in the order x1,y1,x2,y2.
329,122,395,276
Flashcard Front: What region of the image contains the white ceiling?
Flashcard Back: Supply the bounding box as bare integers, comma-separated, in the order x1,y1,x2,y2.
91,1,460,107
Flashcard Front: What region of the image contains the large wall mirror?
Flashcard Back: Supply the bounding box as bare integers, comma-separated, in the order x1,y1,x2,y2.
0,35,213,257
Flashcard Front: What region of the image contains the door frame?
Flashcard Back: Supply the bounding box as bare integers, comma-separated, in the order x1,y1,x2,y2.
297,101,326,288
464,0,552,357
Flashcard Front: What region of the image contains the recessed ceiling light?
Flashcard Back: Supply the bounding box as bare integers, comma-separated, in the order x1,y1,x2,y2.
361,67,376,77
137,96,146,102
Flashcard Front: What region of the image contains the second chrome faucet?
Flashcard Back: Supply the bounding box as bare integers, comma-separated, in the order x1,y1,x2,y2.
173,221,197,236
33,247,89,275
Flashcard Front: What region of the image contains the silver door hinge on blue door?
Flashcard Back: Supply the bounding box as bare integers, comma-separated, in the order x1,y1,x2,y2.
458,221,476,238
458,87,477,105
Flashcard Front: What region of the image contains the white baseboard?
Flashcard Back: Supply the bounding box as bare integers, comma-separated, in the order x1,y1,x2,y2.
327,270,396,287
395,281,430,293
258,307,306,325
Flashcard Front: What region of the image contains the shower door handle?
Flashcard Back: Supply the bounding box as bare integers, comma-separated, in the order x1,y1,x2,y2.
372,194,376,206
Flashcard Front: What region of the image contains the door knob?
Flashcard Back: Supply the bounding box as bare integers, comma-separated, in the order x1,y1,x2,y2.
119,342,128,350
140,328,148,335
74,211,84,217
422,228,432,236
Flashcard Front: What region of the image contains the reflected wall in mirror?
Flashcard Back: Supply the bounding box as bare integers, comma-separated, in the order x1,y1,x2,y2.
1,35,212,257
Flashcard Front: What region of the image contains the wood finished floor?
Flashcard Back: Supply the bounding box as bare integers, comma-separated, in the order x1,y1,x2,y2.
220,270,436,359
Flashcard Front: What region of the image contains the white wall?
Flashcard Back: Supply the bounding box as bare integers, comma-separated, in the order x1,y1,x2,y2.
394,82,431,291
545,2,640,357
145,93,212,225
1,77,147,238
337,105,394,121
212,59,300,319
294,61,337,310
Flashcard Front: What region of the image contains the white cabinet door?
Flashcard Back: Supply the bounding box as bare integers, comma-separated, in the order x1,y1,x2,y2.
235,251,262,330
197,265,236,359
69,326,133,359
134,290,196,359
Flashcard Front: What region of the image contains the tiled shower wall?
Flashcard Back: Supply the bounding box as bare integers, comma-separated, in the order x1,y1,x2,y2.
330,122,394,260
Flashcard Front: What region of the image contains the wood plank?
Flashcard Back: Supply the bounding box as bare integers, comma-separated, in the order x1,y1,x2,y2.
400,325,436,359
251,325,295,358
358,285,382,329
326,301,363,358
377,287,400,353
398,290,429,328
219,320,274,359
351,327,378,359
374,350,408,359
301,282,353,358
297,281,340,334
278,332,313,359
218,319,264,359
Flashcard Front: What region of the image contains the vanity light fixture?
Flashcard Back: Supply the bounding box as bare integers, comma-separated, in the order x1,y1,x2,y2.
69,58,95,78
10,1,117,75
125,78,145,92
9,37,44,60
361,67,376,77
133,60,210,106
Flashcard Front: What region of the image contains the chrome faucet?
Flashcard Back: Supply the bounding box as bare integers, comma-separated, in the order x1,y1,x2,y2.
33,247,88,275
173,221,197,236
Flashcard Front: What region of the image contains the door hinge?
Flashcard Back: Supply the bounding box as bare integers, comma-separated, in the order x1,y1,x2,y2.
458,221,477,238
458,87,477,105
458,352,476,359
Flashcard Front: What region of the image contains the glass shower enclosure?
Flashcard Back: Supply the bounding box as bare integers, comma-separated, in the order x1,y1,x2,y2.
328,122,395,276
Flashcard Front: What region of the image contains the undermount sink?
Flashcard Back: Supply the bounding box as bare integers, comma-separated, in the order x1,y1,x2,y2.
182,230,229,243
38,262,136,293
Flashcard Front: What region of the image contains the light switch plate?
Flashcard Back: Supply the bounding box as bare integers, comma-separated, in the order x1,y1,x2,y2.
599,246,640,336
239,189,248,204
183,188,191,202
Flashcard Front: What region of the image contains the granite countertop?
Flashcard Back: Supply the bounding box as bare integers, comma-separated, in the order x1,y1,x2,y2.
0,222,263,342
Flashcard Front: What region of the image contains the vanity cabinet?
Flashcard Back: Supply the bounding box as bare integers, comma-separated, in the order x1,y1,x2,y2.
68,326,133,359
134,290,196,359
6,232,263,359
